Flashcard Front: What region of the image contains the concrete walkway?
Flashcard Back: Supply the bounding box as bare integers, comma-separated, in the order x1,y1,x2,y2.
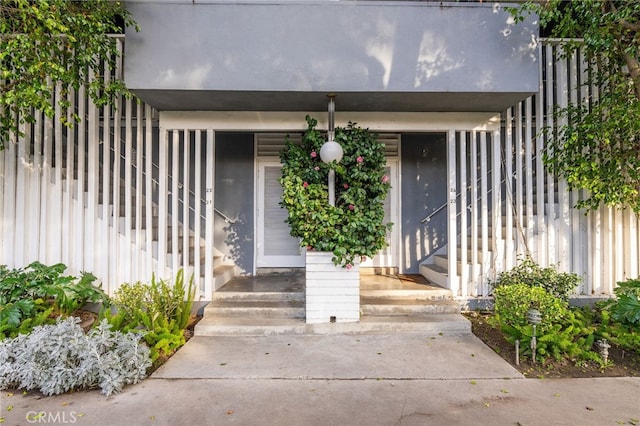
2,333,639,426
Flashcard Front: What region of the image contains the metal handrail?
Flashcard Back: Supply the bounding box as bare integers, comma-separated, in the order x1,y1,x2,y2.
98,125,236,225
421,154,540,224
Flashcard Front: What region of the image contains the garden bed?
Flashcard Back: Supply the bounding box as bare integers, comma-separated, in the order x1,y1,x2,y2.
466,311,640,378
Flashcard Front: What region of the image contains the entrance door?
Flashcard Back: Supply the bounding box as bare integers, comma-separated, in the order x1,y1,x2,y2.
361,160,399,268
256,161,306,268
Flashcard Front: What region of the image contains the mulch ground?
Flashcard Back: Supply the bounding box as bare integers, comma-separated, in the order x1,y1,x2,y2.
465,311,640,378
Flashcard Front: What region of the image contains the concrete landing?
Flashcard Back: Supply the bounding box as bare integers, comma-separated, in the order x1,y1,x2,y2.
5,333,639,426
195,273,471,336
195,313,471,336
153,333,522,380
196,272,470,336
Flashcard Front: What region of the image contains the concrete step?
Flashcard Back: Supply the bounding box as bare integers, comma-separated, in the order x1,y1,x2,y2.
434,254,483,276
360,297,460,315
360,286,451,300
194,314,471,336
419,263,448,288
202,299,305,319
194,317,306,336
213,291,305,302
213,264,240,291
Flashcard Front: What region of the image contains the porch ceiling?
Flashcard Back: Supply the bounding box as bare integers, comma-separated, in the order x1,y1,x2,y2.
131,90,533,113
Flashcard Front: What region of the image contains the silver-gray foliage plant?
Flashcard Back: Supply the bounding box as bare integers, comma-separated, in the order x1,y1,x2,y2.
0,317,151,396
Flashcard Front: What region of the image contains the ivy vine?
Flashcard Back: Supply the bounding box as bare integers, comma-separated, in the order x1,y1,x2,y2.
279,115,392,267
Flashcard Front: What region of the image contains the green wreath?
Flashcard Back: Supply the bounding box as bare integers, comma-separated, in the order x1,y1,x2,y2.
279,115,392,267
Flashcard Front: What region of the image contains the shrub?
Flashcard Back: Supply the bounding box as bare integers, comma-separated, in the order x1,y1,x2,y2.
605,278,640,326
596,279,640,351
490,257,581,301
279,115,392,267
492,284,599,362
0,262,107,339
0,317,151,396
101,269,195,364
493,283,568,335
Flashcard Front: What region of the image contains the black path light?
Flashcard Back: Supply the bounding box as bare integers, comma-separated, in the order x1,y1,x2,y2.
597,339,611,364
319,94,343,206
527,307,542,364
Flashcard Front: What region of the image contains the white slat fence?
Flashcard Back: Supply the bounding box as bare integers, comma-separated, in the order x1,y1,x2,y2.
0,37,219,299
0,37,638,300
445,40,640,299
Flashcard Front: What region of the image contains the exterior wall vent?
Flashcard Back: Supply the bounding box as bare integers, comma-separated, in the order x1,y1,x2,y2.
256,132,400,158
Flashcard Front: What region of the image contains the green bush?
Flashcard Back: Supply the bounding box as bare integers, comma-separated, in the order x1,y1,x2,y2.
490,257,581,301
595,287,640,353
492,284,599,363
614,278,640,298
0,262,106,339
280,116,392,267
604,278,640,326
0,317,151,396
492,283,568,335
101,269,195,364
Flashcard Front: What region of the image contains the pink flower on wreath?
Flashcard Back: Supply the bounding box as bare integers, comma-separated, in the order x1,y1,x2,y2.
310,151,317,158
314,166,320,171
307,246,314,251
381,175,389,183
356,156,364,163
303,182,309,188
348,204,355,211
360,256,367,262
343,183,349,189
346,263,353,269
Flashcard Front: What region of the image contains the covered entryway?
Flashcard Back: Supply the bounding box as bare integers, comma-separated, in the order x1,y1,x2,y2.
156,111,501,298
195,272,466,335
255,133,402,272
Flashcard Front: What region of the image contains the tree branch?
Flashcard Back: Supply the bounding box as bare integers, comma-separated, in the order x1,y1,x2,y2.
623,51,640,100
608,0,640,32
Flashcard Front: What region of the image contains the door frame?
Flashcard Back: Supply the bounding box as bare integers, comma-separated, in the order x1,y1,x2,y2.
361,158,401,269
254,159,306,270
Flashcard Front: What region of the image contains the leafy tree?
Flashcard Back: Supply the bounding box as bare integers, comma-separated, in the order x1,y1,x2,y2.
509,1,640,212
0,0,137,150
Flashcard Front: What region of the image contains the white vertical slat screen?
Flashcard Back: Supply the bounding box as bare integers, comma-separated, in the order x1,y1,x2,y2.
514,104,524,259
446,131,458,293
0,37,221,296
86,69,98,276
193,130,203,292
134,101,143,282
204,130,216,298
458,132,468,298
170,130,180,276
144,105,154,280
524,98,534,258
504,109,514,271
1,37,638,299
469,131,479,297
14,121,27,266
75,85,86,274
2,125,16,267
445,39,639,299
124,98,133,285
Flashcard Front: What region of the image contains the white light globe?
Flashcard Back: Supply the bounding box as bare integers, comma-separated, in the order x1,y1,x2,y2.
320,140,343,164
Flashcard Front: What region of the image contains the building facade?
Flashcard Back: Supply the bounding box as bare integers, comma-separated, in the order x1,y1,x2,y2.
1,1,638,304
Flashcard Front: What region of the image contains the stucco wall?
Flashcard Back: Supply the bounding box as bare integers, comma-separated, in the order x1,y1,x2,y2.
401,133,448,273
214,133,255,273
124,1,539,112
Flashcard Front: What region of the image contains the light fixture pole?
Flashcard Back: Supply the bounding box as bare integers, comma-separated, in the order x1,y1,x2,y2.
319,94,343,206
